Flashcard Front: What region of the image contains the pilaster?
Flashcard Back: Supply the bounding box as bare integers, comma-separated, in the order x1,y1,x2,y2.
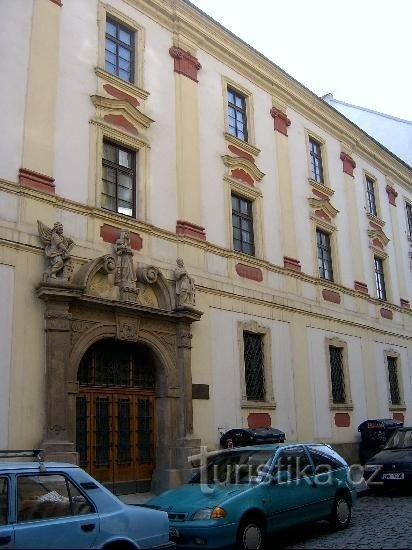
21,0,61,188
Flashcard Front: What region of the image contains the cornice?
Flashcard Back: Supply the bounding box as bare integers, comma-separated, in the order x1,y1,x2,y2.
308,197,339,219
91,95,154,129
126,0,411,191
95,67,150,101
222,155,265,182
1,179,410,322
224,133,261,157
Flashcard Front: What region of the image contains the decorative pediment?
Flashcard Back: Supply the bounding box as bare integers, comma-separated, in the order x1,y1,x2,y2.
222,155,265,186
308,197,339,222
368,228,390,251
91,95,154,136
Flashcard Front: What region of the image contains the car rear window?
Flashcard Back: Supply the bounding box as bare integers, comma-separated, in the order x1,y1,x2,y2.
308,446,346,472
17,474,94,522
0,478,7,525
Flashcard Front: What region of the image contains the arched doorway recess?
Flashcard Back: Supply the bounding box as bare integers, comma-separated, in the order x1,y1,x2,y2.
76,339,156,493
37,246,202,494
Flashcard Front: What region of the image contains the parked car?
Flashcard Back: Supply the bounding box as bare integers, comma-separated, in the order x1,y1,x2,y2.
363,427,412,490
0,450,174,549
220,428,285,449
146,443,356,550
357,418,403,464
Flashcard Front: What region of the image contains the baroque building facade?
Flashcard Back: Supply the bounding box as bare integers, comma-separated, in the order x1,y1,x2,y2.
0,0,411,493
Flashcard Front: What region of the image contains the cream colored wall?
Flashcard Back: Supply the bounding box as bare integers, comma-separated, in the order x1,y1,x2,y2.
0,264,14,448
0,0,33,182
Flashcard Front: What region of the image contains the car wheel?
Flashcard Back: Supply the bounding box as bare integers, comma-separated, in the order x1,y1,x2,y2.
236,517,265,550
330,493,351,530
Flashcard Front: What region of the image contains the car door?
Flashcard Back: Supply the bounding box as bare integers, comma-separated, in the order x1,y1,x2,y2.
264,446,320,532
13,473,99,549
0,476,14,549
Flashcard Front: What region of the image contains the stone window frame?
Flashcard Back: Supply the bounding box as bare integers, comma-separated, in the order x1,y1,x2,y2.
384,350,406,411
222,76,256,148
305,130,330,188
373,253,390,302
404,198,412,240
238,321,276,410
325,337,353,411
89,119,150,222
225,177,264,259
97,2,146,94
316,227,334,282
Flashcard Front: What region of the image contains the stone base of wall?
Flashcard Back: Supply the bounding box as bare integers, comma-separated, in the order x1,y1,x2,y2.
331,442,360,465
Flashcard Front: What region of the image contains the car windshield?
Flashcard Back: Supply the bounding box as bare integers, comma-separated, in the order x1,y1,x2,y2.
384,429,412,449
190,450,274,485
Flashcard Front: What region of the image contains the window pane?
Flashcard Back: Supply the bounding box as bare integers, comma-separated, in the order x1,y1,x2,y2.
105,61,116,75
119,28,132,45
227,90,235,103
118,149,132,168
119,46,131,61
118,204,133,216
232,214,240,228
105,50,116,65
102,180,115,197
118,172,133,189
119,68,131,82
119,58,131,71
103,142,116,161
106,20,117,37
231,195,239,210
102,194,116,212
243,332,265,401
18,475,72,522
103,166,116,183
235,95,243,108
105,40,116,54
118,186,132,202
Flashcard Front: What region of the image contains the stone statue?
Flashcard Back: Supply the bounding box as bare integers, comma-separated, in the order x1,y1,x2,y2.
37,221,75,282
174,258,195,308
114,230,138,300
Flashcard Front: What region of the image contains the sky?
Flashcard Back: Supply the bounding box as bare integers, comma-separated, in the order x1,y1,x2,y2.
189,0,412,122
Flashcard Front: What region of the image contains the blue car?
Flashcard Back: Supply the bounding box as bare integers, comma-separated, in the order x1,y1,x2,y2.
0,452,174,549
147,443,356,550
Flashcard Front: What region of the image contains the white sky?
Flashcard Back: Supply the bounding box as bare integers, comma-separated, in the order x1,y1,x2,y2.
190,0,412,121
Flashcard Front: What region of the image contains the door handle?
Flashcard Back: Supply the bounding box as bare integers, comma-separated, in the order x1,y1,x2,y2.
81,523,95,532
0,536,11,545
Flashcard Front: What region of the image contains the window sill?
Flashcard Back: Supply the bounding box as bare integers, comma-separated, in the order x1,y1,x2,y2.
329,402,354,411
95,67,149,102
241,400,276,410
224,132,261,157
308,178,334,197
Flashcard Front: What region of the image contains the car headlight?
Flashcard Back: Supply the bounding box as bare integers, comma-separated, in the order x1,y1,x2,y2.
191,507,227,520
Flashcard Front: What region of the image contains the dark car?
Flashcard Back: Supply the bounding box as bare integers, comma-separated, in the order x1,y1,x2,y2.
220,428,285,449
363,427,412,490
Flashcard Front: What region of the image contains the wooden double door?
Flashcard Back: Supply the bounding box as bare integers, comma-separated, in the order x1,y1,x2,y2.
76,339,156,486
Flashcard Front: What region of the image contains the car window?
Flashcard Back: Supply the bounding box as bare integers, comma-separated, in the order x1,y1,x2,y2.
17,474,94,522
385,430,412,449
275,447,313,480
190,450,274,484
0,478,8,525
308,446,345,472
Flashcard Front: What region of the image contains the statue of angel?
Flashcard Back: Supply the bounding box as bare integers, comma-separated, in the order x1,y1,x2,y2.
37,221,75,282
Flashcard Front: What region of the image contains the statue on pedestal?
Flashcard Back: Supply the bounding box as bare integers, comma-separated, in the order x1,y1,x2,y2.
37,221,75,282
174,258,195,308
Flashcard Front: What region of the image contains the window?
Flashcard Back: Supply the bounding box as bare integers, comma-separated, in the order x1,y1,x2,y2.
105,17,134,83
316,229,333,281
309,137,324,183
329,346,346,404
406,202,412,238
366,176,378,216
232,194,255,255
308,446,346,472
275,447,313,480
102,141,136,217
227,88,248,141
0,478,7,525
387,356,401,406
17,474,93,522
243,332,265,401
374,256,387,301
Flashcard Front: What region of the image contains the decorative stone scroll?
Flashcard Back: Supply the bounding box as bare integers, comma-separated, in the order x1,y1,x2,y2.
174,258,196,308
37,221,75,283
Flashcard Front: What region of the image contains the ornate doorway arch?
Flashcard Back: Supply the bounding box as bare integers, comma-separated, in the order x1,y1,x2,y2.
76,339,156,493
36,232,202,494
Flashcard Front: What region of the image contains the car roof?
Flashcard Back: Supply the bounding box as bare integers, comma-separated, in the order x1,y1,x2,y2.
0,462,80,471
217,443,331,452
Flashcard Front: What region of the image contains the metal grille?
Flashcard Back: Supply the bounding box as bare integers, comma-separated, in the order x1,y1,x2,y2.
137,399,153,463
329,346,346,404
388,357,401,405
243,332,265,401
133,363,155,389
95,397,110,465
117,399,131,464
76,397,88,468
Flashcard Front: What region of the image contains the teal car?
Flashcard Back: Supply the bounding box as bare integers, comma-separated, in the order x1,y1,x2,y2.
147,443,356,550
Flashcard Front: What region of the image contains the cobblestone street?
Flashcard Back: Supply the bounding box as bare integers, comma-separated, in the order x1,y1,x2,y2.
277,494,412,549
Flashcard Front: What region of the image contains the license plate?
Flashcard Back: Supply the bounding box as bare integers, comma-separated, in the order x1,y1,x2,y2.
169,527,179,538
382,473,404,480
